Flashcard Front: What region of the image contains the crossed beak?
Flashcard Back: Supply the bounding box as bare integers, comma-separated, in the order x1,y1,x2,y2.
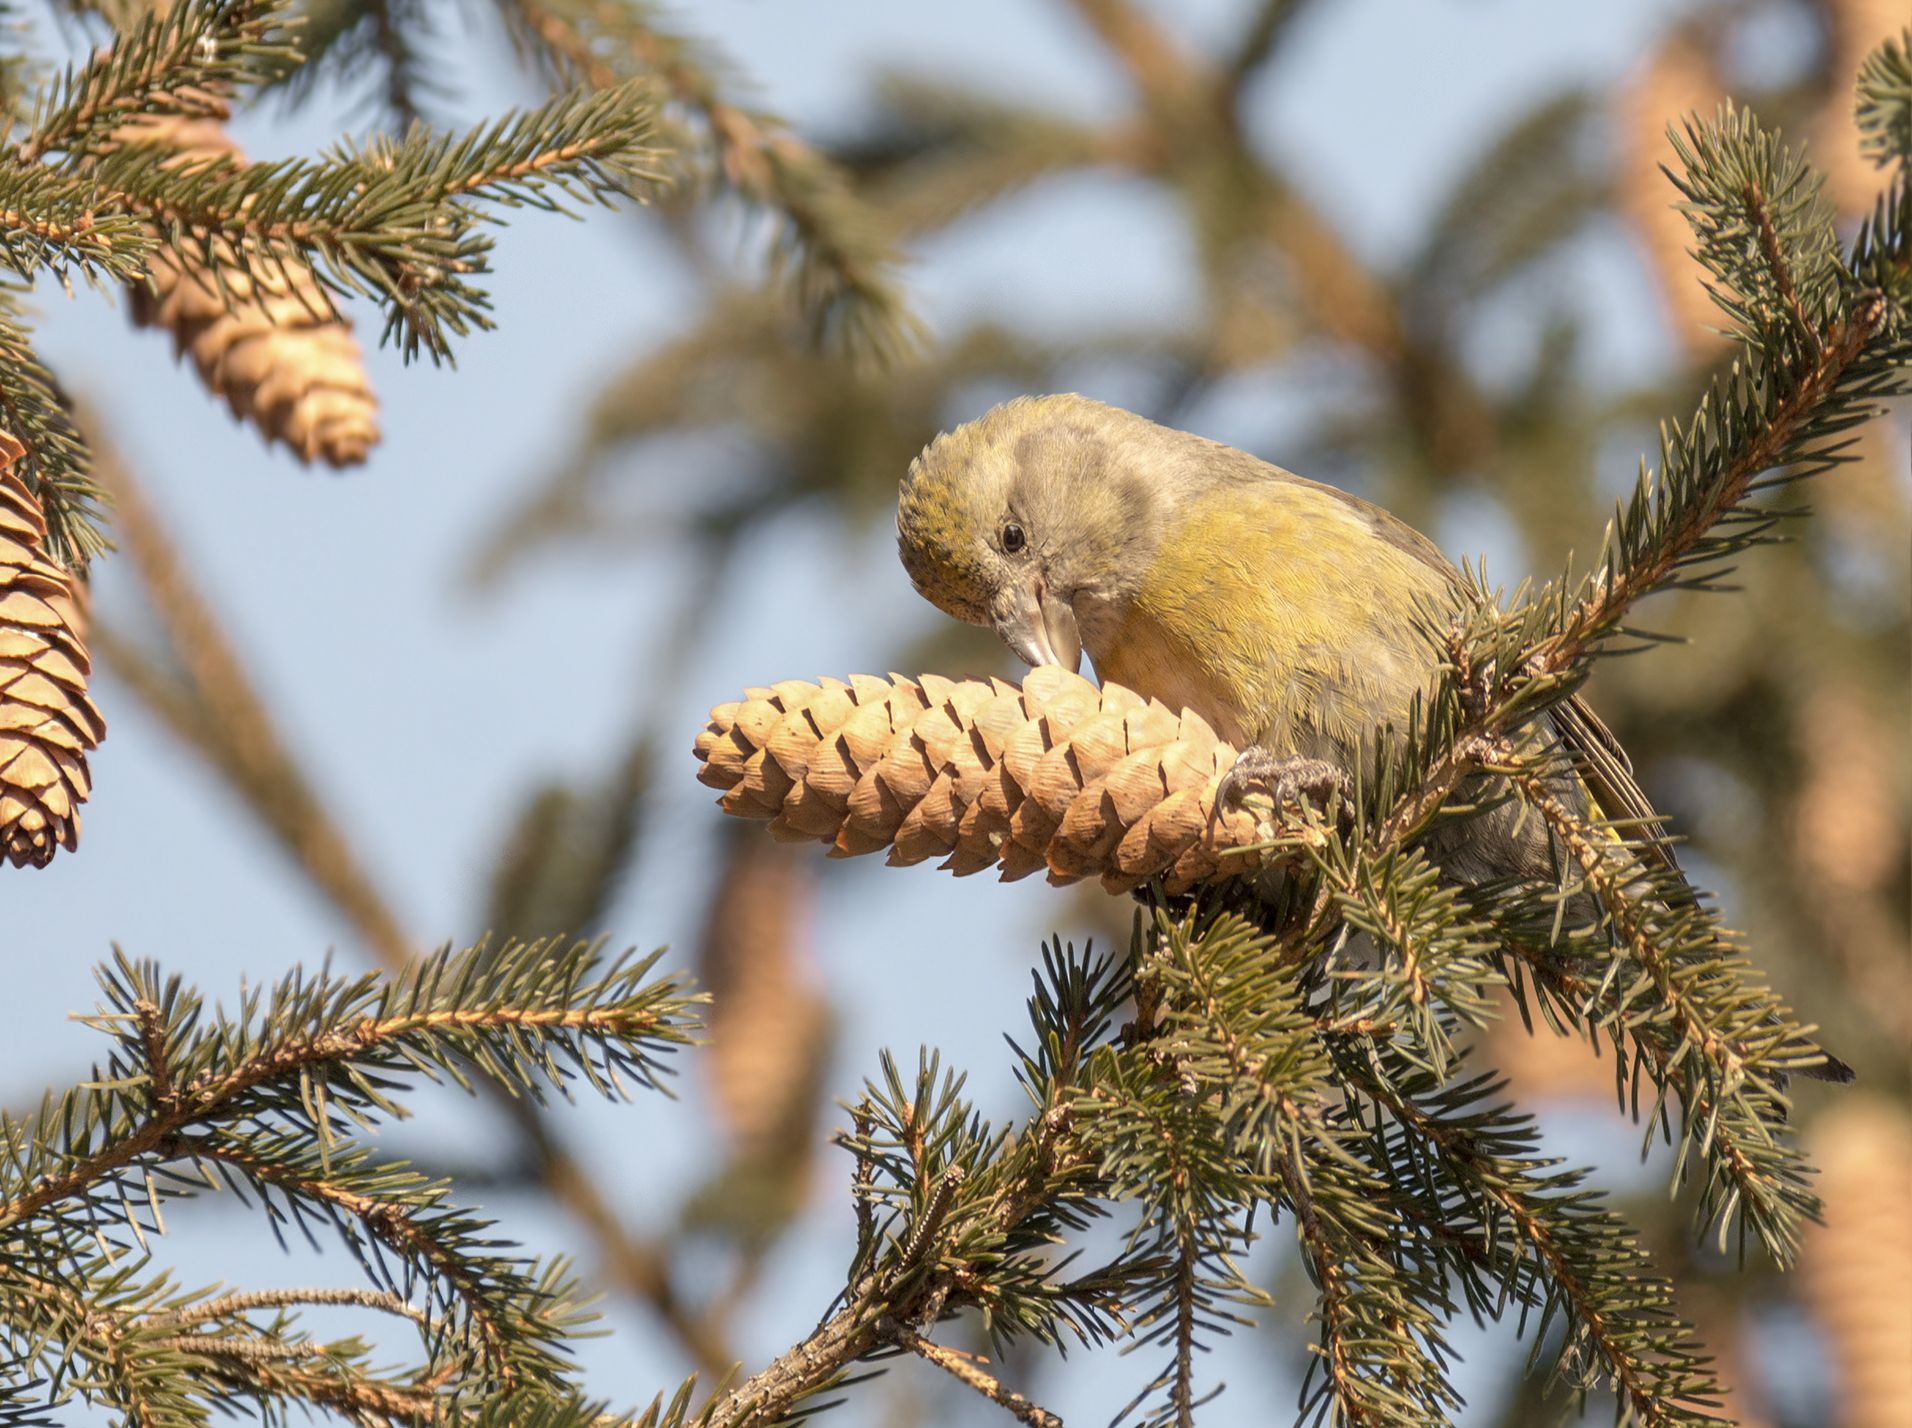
994,575,1082,674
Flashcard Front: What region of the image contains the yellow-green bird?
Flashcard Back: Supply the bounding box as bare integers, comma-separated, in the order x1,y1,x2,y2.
896,392,1852,1081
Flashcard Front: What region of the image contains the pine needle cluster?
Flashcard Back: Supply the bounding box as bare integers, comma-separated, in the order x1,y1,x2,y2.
0,938,700,1424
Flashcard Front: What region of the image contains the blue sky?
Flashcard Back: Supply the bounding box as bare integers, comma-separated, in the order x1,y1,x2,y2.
7,2,1753,1423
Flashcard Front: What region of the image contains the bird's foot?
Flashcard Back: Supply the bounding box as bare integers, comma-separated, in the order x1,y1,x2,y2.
1215,748,1350,822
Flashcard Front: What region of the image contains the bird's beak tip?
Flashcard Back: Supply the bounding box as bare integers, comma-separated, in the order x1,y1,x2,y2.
996,577,1082,676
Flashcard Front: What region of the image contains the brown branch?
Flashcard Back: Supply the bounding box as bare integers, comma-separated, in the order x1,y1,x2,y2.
1746,179,1822,352
133,998,175,1111
195,1352,447,1423
882,1319,1063,1428
1273,1144,1375,1428
177,1138,521,1380
146,1332,332,1360
0,205,137,260
1503,759,1807,1108
1501,935,1778,1231
0,997,668,1230
704,1078,1092,1427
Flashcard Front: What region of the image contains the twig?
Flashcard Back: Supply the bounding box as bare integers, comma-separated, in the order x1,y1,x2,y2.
134,998,175,1111
146,1332,333,1361
144,1284,435,1332
704,1080,1090,1427
880,1318,1063,1428
1542,294,1886,670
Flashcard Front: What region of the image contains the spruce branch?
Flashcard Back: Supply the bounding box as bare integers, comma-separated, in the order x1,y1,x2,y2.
0,290,106,565
1345,1052,1727,1426
0,938,697,1233
1666,105,1841,348
496,0,922,361
0,939,696,1421
702,945,1136,1427
0,163,156,281
84,77,662,361
16,0,296,165
878,1320,1062,1428
115,104,384,466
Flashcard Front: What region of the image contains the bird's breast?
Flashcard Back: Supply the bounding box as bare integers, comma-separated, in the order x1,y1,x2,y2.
1083,491,1453,761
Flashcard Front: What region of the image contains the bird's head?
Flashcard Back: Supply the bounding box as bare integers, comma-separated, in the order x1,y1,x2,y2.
896,393,1168,673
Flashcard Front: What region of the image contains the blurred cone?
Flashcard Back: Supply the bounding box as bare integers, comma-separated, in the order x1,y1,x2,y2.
1813,0,1906,216
1792,689,1901,899
0,433,105,867
697,831,831,1167
117,101,380,468
1618,32,1730,358
1801,1098,1912,1428
1485,996,1613,1104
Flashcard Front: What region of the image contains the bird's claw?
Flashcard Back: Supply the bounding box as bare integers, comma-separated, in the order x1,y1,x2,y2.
1215,749,1350,822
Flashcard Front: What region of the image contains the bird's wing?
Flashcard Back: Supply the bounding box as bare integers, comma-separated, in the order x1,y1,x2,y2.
1253,465,1686,883
1550,692,1686,887
1262,469,1459,583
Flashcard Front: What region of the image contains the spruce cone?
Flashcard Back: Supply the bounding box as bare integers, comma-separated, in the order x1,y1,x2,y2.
693,666,1302,894
1617,34,1728,358
697,835,831,1165
1813,0,1907,217
0,434,105,867
119,107,380,468
1802,1099,1912,1428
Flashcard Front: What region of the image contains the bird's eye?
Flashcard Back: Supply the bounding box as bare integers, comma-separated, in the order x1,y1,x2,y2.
1001,522,1027,554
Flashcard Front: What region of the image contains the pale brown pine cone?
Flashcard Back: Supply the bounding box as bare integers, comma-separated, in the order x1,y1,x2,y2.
1813,0,1907,217
1617,33,1729,358
1802,1099,1912,1428
0,434,105,868
697,835,831,1164
119,107,380,468
693,666,1303,895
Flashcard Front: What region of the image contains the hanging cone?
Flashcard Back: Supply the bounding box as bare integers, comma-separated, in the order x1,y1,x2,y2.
693,666,1311,895
1616,33,1730,359
117,105,381,468
0,434,105,867
1801,1098,1912,1428
697,834,831,1167
1813,0,1908,217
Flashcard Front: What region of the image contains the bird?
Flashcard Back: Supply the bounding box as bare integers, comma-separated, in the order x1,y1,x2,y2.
895,391,1853,1083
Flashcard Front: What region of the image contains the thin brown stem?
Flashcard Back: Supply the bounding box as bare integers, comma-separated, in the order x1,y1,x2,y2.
1273,1143,1374,1428
1746,180,1822,352
144,1284,434,1332
882,1319,1063,1428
